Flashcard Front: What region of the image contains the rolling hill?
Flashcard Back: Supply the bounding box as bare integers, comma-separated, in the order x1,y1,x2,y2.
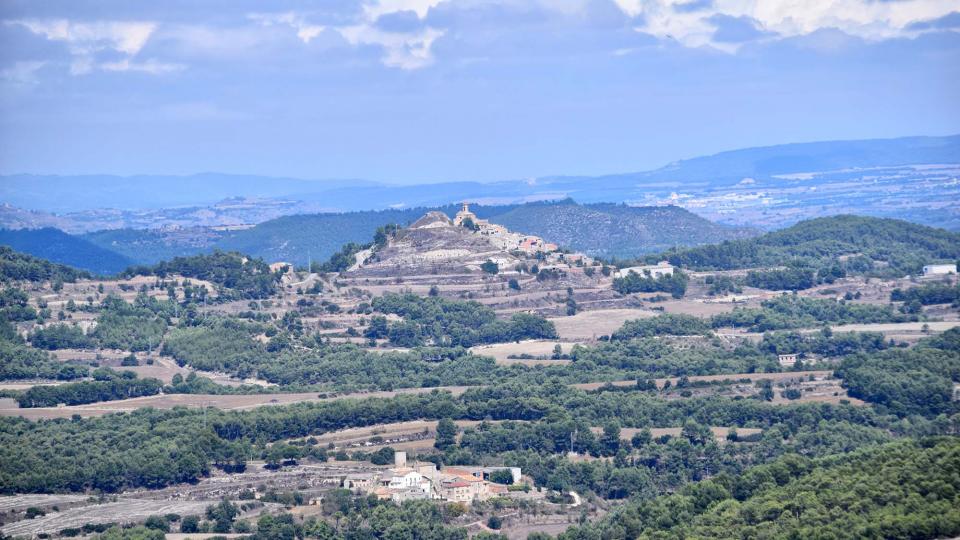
0,228,134,275
71,201,753,266
658,215,960,276
482,200,754,258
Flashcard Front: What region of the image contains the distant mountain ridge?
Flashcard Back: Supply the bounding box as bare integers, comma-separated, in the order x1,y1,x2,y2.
2,134,957,227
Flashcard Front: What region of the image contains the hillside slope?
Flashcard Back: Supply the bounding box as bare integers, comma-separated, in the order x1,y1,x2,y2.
80,201,747,266
484,201,754,258
216,201,753,263
0,228,133,275
660,215,960,276
0,246,89,283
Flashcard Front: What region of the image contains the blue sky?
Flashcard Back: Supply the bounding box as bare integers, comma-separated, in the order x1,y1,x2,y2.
1,0,959,183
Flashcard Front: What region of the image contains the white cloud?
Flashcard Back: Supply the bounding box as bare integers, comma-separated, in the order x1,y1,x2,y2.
7,19,165,74
338,24,445,69
252,3,446,70
100,58,184,74
0,61,46,85
362,0,446,19
248,12,326,43
612,0,960,51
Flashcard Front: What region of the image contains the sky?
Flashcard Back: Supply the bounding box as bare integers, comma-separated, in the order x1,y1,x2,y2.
1,0,959,184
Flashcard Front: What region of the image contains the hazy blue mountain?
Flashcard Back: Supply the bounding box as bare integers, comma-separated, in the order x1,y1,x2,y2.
568,134,960,188
0,228,134,275
5,135,956,217
0,173,376,213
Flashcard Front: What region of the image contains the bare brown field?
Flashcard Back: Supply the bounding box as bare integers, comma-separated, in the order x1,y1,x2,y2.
293,419,496,452
718,321,960,343
50,348,128,361
0,381,65,391
655,299,748,317
830,321,960,334
0,494,89,513
549,309,656,340
1,500,214,536
118,357,190,383
0,386,474,420
470,341,575,365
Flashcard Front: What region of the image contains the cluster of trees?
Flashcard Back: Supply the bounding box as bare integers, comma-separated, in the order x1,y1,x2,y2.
836,328,960,417
29,322,96,349
710,294,915,332
560,438,960,540
570,337,780,375
122,251,279,298
0,246,88,283
315,242,366,273
891,281,960,306
16,368,163,407
162,318,268,375
0,318,88,380
705,275,741,296
612,270,688,298
660,215,960,278
313,224,400,273
757,328,888,358
163,318,545,390
0,287,37,322
370,293,557,347
611,314,711,340
89,296,169,352
28,294,174,352
744,267,816,291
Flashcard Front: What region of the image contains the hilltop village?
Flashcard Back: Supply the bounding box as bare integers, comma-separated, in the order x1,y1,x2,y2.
0,211,958,538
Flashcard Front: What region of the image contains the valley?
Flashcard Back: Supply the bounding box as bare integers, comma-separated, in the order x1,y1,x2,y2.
0,206,959,540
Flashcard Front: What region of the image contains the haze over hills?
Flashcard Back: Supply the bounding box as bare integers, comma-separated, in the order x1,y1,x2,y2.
2,134,958,233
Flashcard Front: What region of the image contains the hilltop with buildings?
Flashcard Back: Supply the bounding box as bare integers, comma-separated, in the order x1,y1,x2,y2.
347,203,593,279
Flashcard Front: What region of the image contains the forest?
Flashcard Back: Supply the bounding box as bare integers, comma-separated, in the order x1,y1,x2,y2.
657,215,960,277
121,251,281,298
0,245,89,283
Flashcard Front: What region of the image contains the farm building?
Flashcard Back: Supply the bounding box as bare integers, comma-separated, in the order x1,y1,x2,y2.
778,354,800,366
341,451,521,503
923,264,957,276
615,261,675,279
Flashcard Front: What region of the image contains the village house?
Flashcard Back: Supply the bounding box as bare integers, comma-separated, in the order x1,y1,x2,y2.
341,451,521,504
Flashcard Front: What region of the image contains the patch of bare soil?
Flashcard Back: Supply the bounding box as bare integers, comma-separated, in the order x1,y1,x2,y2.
549,309,656,340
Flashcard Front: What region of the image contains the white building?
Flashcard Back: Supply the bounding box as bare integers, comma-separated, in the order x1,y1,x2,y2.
615,261,674,279
923,264,957,276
